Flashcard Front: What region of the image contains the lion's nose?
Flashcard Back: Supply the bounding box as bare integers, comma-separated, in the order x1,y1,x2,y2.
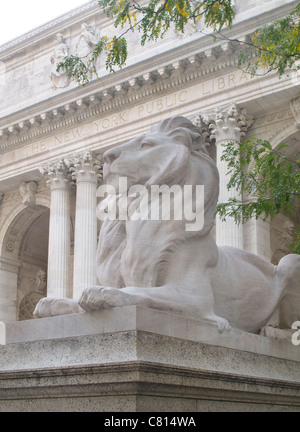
103,148,121,164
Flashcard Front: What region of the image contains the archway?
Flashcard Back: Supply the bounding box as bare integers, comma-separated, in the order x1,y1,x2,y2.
0,203,50,322
17,208,49,320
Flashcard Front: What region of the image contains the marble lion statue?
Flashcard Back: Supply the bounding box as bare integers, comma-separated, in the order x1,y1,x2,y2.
34,116,300,336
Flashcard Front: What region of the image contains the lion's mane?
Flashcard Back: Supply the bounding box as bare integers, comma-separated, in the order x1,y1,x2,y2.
96,116,219,288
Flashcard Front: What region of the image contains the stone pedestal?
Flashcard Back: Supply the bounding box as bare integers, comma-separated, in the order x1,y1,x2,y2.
0,307,299,412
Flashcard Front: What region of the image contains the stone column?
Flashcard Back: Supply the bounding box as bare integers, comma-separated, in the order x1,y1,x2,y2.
202,104,253,249
71,151,102,300
40,160,71,298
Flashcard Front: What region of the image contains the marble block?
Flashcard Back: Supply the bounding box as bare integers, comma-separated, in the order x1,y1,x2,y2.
0,306,298,362
0,307,299,412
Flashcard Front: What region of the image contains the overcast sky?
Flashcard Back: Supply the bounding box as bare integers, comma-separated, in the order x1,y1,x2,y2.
0,0,92,46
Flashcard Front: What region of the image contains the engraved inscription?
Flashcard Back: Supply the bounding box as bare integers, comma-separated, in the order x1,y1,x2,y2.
137,91,188,117
0,68,256,171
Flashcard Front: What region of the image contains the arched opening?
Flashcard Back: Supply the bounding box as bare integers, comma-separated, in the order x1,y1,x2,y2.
0,204,50,322
18,208,50,320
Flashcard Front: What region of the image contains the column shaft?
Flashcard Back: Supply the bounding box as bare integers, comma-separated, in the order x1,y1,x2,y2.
216,140,243,249
47,183,70,297
71,151,101,299
201,104,254,249
73,180,97,298
41,162,71,298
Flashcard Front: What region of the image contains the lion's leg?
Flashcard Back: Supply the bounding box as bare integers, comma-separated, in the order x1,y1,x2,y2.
79,285,180,312
79,284,231,332
33,297,84,318
78,286,147,311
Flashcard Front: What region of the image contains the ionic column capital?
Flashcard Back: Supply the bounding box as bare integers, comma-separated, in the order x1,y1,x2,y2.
70,150,102,184
197,103,254,144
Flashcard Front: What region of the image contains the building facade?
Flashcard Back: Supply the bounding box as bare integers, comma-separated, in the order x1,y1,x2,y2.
0,0,299,323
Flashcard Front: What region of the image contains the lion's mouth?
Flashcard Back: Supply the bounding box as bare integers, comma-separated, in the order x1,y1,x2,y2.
104,169,140,193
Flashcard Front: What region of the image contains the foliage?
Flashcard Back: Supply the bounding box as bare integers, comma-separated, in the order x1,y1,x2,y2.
58,0,235,83
100,0,235,42
56,1,300,254
216,139,300,253
237,3,300,77
57,1,300,83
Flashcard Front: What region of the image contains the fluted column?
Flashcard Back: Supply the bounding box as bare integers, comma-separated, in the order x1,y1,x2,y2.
203,104,253,249
40,160,71,298
71,150,102,299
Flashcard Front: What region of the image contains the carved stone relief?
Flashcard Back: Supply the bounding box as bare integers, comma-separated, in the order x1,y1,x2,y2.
271,218,297,265
6,240,15,252
291,97,300,127
19,268,47,321
77,23,98,74
19,181,38,206
50,34,70,89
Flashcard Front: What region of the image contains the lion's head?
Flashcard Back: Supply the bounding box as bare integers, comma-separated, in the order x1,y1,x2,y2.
101,116,219,236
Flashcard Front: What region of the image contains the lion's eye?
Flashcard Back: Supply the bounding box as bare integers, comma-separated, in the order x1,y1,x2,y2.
141,142,154,149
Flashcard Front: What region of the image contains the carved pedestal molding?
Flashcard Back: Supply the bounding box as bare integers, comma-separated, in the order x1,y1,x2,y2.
200,103,254,248
70,150,102,299
40,160,71,298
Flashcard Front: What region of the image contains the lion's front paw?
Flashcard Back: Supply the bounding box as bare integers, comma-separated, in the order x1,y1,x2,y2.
79,286,133,312
79,286,106,311
33,297,52,318
33,297,83,318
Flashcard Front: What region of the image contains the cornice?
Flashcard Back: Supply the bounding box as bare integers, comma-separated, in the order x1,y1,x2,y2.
0,1,297,155
0,41,249,154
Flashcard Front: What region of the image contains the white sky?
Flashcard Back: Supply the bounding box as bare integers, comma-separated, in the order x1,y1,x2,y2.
0,0,91,46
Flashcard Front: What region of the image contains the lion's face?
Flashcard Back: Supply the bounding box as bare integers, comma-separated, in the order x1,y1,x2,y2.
101,116,219,237
102,132,190,192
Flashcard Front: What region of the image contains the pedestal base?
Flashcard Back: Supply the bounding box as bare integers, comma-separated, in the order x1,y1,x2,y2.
0,307,299,412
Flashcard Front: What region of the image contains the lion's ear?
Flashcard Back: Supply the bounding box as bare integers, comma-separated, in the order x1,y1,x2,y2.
145,144,190,186
168,127,208,155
